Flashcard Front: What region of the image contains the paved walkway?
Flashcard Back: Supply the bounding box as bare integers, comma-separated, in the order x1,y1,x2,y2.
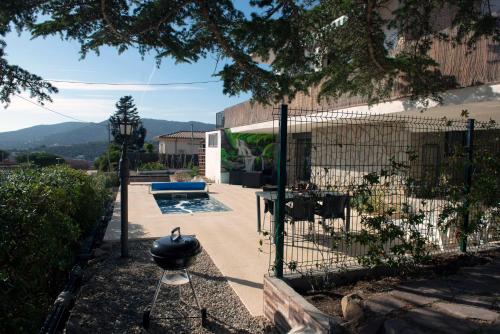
104,183,270,316
357,256,500,334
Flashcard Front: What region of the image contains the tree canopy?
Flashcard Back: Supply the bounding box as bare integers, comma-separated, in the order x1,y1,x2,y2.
0,1,58,105
15,151,64,167
109,95,147,149
1,1,498,106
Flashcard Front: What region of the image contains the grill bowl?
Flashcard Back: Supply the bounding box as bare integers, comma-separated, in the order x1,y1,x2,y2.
150,227,202,270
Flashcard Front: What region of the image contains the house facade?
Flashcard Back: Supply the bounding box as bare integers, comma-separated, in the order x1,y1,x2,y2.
155,131,206,155
205,1,500,186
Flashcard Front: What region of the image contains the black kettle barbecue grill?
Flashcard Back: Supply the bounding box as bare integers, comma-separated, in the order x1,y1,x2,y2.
142,227,207,329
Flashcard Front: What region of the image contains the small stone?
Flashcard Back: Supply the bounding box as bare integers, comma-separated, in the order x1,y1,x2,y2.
341,293,364,322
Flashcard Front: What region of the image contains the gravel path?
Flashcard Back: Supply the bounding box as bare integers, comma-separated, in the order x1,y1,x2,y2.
66,240,276,333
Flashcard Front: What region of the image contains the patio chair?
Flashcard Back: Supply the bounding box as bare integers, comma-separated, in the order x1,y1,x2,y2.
315,194,349,235
285,197,316,246
262,185,278,237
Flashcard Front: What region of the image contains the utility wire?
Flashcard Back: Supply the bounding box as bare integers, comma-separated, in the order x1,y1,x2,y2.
46,79,222,86
13,94,107,128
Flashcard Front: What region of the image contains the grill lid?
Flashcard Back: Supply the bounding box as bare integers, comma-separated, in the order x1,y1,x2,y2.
151,227,201,259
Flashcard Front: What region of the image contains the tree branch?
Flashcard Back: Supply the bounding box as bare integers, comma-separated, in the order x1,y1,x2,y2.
366,0,386,73
195,0,260,76
100,0,134,44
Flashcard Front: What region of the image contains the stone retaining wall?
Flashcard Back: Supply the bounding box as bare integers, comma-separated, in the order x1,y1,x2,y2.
263,275,342,333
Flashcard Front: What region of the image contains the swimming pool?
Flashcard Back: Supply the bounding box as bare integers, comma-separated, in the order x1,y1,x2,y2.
154,193,230,214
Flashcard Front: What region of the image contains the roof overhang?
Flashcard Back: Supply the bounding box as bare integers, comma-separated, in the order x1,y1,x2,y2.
229,83,500,134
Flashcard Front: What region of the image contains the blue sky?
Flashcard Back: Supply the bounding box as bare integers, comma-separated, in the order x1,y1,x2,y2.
1,29,251,132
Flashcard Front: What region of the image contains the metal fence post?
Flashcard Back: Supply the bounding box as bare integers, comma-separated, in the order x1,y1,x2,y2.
460,118,475,253
274,104,288,278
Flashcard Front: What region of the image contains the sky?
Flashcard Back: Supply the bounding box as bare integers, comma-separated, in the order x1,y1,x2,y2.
1,27,252,132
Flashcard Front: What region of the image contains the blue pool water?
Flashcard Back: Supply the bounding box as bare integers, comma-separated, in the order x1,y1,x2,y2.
154,193,230,214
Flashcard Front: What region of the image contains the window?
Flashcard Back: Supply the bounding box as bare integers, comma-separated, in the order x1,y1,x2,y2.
208,133,218,147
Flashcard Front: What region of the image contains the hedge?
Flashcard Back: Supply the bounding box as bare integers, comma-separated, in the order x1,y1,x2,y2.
0,166,110,333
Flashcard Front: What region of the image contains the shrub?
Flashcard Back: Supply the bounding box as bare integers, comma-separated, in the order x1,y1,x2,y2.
16,151,64,167
0,165,109,332
190,165,200,177
139,161,165,171
98,171,120,188
143,142,154,153
94,144,121,171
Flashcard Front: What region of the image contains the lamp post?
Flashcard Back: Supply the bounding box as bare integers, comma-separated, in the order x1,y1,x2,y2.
117,115,134,258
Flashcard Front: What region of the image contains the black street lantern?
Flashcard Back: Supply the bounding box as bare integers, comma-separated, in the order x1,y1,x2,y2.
116,114,135,258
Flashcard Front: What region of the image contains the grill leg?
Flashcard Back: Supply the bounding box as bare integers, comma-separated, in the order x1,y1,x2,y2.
143,270,165,330
150,270,165,315
186,269,207,327
186,270,201,310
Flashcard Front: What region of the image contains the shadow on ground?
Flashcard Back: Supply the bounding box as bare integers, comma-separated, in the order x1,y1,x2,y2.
65,240,276,334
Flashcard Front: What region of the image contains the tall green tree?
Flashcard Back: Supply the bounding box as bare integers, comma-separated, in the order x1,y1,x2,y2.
1,1,498,106
109,95,146,149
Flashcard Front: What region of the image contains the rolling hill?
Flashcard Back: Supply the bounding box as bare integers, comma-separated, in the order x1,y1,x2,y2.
0,119,215,150
0,119,215,160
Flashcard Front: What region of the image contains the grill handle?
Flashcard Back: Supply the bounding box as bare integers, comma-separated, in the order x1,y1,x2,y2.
171,227,181,241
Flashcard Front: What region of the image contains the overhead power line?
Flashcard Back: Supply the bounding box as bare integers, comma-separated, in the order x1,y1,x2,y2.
46,79,222,86
14,94,88,122
13,94,107,129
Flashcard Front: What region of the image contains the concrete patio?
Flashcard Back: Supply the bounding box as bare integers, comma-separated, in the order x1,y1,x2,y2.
104,183,270,316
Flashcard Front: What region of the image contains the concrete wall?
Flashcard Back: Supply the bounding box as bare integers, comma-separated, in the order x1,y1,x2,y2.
158,138,203,155
308,122,412,190
205,130,222,183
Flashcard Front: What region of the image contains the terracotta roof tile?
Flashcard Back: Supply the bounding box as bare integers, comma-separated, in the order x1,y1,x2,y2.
155,131,206,140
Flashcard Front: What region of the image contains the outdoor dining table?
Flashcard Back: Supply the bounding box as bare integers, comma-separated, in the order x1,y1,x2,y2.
255,190,351,233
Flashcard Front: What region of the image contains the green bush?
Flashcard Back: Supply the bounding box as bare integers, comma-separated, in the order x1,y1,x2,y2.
190,165,200,177
94,144,121,171
98,172,120,188
138,161,165,171
0,165,109,333
16,151,64,167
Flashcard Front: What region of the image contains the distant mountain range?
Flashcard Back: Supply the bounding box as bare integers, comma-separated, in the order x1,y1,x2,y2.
0,119,215,160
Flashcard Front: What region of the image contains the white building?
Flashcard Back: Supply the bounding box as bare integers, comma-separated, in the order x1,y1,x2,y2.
155,131,206,155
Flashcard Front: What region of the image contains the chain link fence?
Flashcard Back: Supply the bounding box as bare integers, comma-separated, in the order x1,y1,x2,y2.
264,105,499,277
